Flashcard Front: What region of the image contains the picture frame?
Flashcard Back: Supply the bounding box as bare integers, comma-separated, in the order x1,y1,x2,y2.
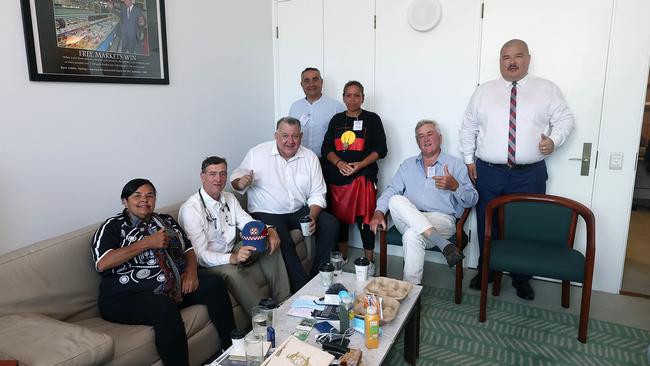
20,0,169,84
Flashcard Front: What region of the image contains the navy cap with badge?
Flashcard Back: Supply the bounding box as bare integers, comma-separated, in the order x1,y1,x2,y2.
240,220,268,253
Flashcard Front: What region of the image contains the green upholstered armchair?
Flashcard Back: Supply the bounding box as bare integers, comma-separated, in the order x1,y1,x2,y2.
478,193,596,343
379,207,471,304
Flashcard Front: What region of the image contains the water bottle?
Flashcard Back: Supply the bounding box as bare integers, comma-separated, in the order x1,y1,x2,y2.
338,291,353,332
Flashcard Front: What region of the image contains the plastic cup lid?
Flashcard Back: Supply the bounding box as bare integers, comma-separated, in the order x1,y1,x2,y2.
354,257,370,266
259,297,278,309
231,328,246,339
320,262,334,272
299,215,311,223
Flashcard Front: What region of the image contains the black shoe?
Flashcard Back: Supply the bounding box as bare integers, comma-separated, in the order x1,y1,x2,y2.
442,244,465,268
512,280,535,300
469,273,493,290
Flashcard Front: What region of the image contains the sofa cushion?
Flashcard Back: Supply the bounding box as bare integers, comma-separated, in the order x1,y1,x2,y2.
73,304,211,364
0,313,113,366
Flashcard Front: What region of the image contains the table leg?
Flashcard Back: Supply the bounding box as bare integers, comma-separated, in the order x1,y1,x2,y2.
403,296,421,365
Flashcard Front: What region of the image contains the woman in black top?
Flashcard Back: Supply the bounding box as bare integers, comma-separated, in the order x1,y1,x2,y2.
321,81,387,269
91,179,235,366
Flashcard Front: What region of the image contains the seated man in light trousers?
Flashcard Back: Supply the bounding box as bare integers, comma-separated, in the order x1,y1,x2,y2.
179,156,291,314
370,120,478,284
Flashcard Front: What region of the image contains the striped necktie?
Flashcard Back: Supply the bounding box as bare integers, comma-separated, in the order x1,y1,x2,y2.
508,81,517,167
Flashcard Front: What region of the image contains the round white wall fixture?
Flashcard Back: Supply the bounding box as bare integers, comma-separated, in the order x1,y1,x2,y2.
407,0,442,32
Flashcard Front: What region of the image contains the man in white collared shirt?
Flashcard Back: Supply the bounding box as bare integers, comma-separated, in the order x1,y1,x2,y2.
179,156,290,313
231,117,339,292
459,39,575,300
289,67,345,158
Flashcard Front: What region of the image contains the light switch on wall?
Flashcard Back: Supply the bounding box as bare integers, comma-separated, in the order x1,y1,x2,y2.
609,152,624,170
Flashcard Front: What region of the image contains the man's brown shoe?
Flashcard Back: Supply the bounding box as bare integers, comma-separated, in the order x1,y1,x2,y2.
442,244,464,268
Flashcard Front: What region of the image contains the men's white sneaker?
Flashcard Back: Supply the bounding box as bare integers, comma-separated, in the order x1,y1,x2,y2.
367,261,375,277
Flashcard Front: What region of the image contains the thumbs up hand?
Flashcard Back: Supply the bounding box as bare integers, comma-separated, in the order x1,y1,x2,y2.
235,170,254,190
433,164,459,191
539,134,555,155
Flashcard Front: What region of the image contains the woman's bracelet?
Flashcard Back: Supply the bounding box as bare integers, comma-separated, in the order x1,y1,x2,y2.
334,159,342,167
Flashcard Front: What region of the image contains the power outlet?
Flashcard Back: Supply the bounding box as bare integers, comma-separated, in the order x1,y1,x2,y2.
609,152,623,170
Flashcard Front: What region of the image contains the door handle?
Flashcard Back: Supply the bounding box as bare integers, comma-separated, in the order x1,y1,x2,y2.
568,142,591,176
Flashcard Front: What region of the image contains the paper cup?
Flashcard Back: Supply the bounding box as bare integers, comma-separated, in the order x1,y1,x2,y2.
230,328,246,356
354,257,370,281
299,215,311,237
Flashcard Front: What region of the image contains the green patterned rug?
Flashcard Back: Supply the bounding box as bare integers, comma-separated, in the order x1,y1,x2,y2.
384,286,650,366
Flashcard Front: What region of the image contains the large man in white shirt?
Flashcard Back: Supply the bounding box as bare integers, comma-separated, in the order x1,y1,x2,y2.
231,117,339,292
459,39,575,300
289,67,345,158
179,156,290,313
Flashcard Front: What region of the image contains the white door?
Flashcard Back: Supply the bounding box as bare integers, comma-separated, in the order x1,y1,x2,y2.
323,0,376,109
276,0,324,117
479,0,613,259
480,0,613,207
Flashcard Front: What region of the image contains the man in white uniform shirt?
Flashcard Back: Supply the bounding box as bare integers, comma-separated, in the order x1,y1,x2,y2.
289,67,345,158
459,39,574,300
179,156,290,313
231,117,339,292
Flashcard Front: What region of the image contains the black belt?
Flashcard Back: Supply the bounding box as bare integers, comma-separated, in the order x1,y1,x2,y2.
478,159,543,170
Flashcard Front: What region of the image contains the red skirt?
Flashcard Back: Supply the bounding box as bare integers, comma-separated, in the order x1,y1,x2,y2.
328,176,377,225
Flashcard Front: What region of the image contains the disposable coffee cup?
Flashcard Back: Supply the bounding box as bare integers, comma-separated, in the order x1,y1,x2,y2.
319,262,335,288
230,328,246,355
299,215,312,236
354,257,370,281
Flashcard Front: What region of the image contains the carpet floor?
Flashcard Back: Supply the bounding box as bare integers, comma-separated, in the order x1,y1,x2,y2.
384,286,650,366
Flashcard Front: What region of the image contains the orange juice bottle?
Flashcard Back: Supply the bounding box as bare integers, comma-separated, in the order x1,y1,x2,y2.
365,305,380,349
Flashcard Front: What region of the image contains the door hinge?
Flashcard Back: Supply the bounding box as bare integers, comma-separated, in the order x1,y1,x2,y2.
276,26,279,39
374,15,376,29
594,150,599,170
481,3,484,18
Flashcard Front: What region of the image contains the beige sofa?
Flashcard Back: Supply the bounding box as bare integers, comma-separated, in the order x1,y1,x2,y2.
0,201,309,366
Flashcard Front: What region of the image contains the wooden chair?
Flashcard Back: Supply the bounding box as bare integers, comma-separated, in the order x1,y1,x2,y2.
379,207,471,304
478,193,596,343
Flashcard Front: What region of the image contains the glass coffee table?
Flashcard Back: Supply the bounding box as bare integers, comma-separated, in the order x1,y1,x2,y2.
272,271,423,365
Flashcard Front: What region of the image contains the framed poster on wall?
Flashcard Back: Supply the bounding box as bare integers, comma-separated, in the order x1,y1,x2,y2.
20,0,169,84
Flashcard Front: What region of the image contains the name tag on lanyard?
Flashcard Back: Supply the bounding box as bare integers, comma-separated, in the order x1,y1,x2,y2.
426,165,437,178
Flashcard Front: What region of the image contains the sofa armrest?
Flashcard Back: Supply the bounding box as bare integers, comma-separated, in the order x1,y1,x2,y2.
0,313,113,366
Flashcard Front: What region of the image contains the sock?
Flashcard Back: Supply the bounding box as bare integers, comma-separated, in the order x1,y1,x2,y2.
426,230,451,251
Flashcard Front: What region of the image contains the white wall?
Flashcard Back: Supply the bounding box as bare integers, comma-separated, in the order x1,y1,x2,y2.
0,0,276,255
